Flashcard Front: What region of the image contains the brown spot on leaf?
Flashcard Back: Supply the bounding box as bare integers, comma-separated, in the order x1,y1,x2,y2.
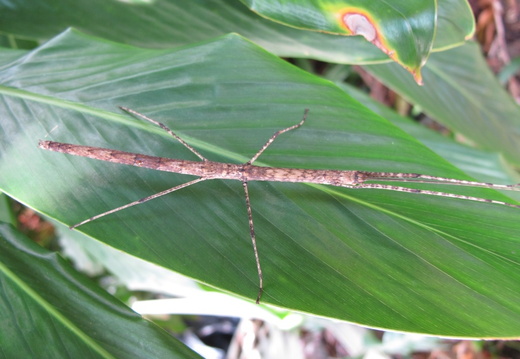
341,12,392,58
343,13,377,42
340,10,423,84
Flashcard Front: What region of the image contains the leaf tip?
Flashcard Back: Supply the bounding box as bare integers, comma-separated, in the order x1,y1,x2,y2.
412,69,423,85
337,8,426,85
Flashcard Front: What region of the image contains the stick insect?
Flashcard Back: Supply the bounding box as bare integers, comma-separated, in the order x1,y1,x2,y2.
39,107,520,303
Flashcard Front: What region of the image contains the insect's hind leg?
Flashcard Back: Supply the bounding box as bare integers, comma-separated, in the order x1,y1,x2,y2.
352,182,520,209
247,109,309,165
119,106,208,162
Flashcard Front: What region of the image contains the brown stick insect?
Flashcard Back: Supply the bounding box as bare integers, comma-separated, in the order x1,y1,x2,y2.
39,107,520,303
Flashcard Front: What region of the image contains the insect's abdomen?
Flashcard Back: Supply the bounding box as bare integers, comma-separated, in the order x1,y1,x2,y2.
245,165,360,186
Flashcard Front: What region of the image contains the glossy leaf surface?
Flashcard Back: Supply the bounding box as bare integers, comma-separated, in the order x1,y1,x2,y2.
0,0,471,70
1,30,519,337
241,0,436,82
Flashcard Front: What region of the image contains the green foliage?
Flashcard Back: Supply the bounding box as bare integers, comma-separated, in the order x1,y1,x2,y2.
0,223,202,358
242,0,436,79
1,1,520,355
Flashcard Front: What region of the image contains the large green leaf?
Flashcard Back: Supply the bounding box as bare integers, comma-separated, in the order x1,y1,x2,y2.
364,41,520,167
1,30,520,337
0,0,471,69
0,223,202,358
241,0,436,82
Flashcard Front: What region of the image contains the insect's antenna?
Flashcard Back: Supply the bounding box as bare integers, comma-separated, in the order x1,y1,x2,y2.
119,106,208,162
247,109,309,165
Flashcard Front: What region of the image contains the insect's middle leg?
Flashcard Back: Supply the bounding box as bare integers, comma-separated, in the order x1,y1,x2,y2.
242,180,263,304
247,109,309,165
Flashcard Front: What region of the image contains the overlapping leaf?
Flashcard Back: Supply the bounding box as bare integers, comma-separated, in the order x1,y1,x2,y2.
0,224,202,358
342,84,520,190
0,0,472,72
364,42,520,167
241,0,436,82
